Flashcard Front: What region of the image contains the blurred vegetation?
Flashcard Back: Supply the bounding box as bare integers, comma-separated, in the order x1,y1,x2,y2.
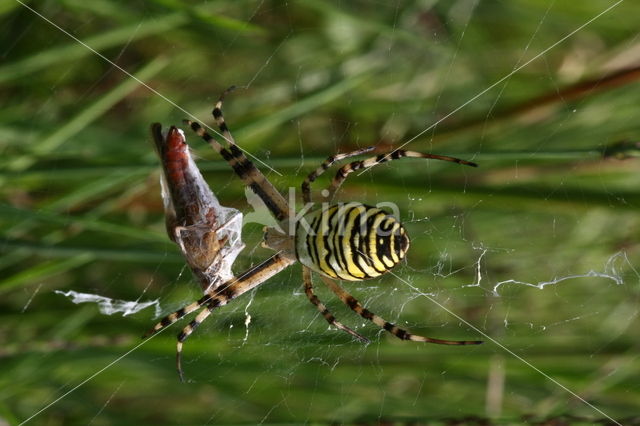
1,0,640,424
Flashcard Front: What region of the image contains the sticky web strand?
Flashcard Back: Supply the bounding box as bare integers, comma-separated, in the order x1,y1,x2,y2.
492,264,625,296
460,250,630,296
54,290,162,317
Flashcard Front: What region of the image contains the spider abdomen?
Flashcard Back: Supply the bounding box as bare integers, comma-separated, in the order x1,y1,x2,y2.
295,202,409,281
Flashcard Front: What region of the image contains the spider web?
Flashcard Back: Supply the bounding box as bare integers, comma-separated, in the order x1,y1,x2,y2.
4,1,640,425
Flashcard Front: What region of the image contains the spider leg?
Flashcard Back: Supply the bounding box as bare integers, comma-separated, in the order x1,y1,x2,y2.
211,86,238,146
175,302,216,382
319,275,482,345
327,150,477,200
144,296,209,337
185,119,290,222
147,253,295,337
208,88,286,213
301,146,375,203
302,267,369,343
146,253,296,379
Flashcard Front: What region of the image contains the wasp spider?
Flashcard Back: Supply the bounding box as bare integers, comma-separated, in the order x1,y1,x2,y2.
147,90,482,380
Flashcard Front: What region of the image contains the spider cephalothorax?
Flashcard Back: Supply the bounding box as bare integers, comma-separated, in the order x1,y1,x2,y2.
148,90,482,381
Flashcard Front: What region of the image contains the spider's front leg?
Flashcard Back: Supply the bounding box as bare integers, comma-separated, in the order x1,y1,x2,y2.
183,89,292,224
301,146,375,203
146,253,296,381
325,150,477,200
297,136,478,202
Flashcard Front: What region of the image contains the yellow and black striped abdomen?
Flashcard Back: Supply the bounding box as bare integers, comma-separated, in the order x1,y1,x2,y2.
295,202,410,281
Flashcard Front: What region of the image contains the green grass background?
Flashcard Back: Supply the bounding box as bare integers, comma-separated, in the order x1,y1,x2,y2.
1,1,639,424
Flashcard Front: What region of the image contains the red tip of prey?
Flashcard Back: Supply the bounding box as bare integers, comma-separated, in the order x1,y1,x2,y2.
165,126,187,152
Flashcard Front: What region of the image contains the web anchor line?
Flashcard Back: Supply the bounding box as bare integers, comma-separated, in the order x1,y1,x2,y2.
356,0,625,176
13,0,282,177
